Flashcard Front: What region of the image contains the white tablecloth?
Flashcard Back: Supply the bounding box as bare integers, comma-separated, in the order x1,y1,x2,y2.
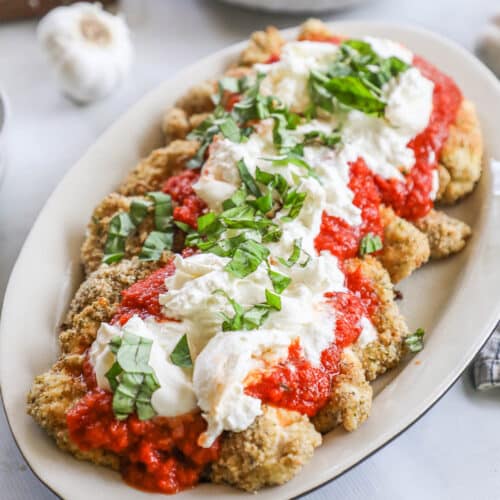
1,0,499,498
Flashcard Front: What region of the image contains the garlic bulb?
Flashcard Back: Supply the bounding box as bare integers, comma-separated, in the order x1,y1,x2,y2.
37,2,133,103
477,15,500,78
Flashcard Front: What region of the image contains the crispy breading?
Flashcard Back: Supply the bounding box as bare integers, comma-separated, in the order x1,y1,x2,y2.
60,258,165,354
118,140,199,196
224,65,254,79
175,81,216,116
414,209,471,259
312,347,372,433
239,26,285,66
347,256,410,381
298,18,334,40
189,112,211,130
211,406,321,492
80,193,157,275
27,354,119,470
162,107,190,143
437,99,483,204
377,205,430,283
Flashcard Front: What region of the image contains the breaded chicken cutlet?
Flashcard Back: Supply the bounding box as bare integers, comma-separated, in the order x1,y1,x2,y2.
28,17,483,495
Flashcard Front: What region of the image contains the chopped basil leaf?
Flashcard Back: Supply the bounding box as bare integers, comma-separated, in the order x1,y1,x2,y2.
106,332,160,421
140,230,173,261
265,288,281,311
282,189,307,221
174,220,194,233
197,212,217,233
268,269,291,294
129,199,152,226
219,116,241,142
216,290,273,331
170,334,193,367
278,239,302,268
252,189,273,214
405,328,425,353
307,40,409,117
303,130,341,148
147,192,173,232
102,212,136,264
225,239,270,278
237,159,261,197
359,233,383,256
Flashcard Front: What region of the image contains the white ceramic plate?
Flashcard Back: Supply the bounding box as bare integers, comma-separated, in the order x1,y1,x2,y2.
1,21,500,500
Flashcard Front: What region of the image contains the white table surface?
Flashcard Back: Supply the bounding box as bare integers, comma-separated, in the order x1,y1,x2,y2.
1,0,499,498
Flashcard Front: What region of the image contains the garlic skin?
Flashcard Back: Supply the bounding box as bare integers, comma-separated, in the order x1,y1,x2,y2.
37,2,133,103
477,15,500,78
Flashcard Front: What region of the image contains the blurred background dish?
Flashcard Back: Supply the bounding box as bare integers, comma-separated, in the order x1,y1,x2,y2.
0,91,7,187
219,0,370,13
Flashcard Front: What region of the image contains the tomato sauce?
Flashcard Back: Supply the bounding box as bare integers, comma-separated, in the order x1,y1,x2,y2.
112,263,175,325
67,383,220,494
315,158,383,260
245,261,379,416
374,56,462,220
163,170,206,229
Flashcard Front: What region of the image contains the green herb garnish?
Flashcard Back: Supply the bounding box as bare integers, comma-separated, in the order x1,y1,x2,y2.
405,328,425,353
359,233,383,256
170,334,193,367
102,212,136,264
307,39,410,117
105,332,160,421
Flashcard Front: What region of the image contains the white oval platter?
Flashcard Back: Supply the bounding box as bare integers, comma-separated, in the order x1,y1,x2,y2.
1,21,500,500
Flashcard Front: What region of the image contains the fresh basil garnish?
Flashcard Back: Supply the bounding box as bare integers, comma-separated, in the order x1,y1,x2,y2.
102,212,136,264
129,199,152,226
405,328,425,353
105,332,160,421
268,268,291,294
359,233,383,256
170,334,193,367
307,39,410,117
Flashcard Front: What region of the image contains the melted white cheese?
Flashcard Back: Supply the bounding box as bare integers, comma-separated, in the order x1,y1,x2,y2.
159,251,344,357
89,316,197,417
362,36,413,64
256,41,339,112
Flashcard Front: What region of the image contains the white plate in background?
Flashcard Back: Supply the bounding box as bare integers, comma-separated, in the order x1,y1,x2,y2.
1,21,500,499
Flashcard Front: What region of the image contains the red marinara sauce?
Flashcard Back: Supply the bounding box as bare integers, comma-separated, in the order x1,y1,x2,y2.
69,268,221,495
245,264,379,416
163,170,206,229
375,56,463,220
67,387,220,494
315,158,383,260
112,263,175,325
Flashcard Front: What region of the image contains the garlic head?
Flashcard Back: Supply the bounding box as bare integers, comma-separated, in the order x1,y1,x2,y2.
37,2,133,103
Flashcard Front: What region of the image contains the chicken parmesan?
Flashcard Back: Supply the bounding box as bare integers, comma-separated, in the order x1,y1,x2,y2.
28,19,482,494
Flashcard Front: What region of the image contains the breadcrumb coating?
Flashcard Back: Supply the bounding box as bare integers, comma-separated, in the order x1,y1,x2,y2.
377,205,431,283
312,347,372,433
239,26,285,66
162,107,190,143
119,140,199,196
437,99,483,204
298,18,335,40
211,406,321,492
414,209,471,259
175,81,216,116
80,193,157,275
346,256,410,381
27,354,119,470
